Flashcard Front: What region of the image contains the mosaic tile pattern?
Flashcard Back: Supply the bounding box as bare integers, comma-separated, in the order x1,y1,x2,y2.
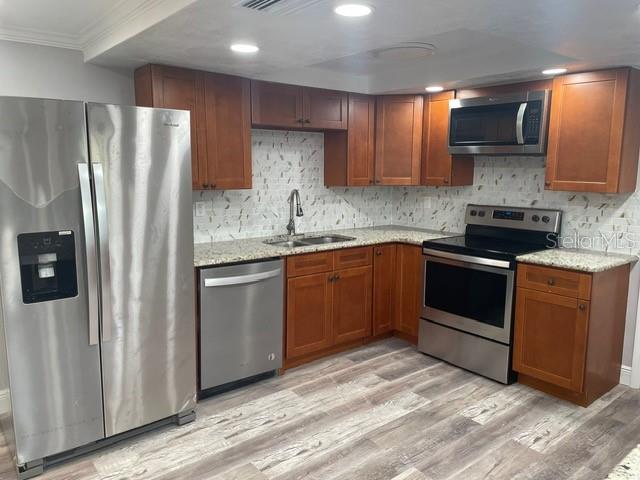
192,130,392,243
394,156,640,255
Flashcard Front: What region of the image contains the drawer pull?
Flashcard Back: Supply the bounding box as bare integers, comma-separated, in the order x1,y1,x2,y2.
547,278,555,286
579,303,586,311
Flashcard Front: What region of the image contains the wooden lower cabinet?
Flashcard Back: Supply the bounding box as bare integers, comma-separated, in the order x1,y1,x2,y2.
332,266,372,345
373,245,397,335
286,272,333,359
513,263,630,406
394,244,424,342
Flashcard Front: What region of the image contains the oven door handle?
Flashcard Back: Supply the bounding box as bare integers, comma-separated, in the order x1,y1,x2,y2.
422,248,512,269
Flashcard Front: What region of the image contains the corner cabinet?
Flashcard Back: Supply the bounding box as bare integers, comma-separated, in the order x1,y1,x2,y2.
251,80,347,130
134,64,252,190
421,91,474,186
545,68,640,193
325,94,375,186
513,263,630,406
375,95,424,186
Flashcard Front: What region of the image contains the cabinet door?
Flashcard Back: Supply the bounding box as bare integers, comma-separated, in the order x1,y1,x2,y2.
513,288,589,392
375,95,423,185
348,94,375,186
286,272,333,359
332,266,372,345
251,80,304,128
545,68,634,193
422,92,474,187
203,73,252,189
373,245,397,335
303,87,348,130
394,244,423,340
136,65,206,189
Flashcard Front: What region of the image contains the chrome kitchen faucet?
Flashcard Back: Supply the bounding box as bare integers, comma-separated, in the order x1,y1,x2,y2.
287,189,304,235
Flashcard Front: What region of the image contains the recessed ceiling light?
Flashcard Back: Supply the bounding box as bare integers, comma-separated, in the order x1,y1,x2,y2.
542,68,567,75
425,85,444,93
334,4,373,17
230,43,259,54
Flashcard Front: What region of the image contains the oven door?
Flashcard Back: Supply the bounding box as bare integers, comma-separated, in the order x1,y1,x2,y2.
422,253,515,344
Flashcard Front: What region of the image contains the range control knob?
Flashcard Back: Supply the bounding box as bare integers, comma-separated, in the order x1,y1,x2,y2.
478,210,486,217
542,215,551,223
531,215,540,222
470,210,478,216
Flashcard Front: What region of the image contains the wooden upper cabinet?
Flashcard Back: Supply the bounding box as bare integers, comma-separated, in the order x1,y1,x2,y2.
373,245,397,336
251,81,304,128
421,91,474,187
545,68,640,193
324,93,375,187
203,73,252,189
304,87,348,130
134,65,252,190
332,265,372,345
375,95,423,185
135,65,206,189
513,288,589,392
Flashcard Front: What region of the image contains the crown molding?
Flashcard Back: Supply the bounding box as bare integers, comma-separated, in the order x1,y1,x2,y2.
0,25,80,50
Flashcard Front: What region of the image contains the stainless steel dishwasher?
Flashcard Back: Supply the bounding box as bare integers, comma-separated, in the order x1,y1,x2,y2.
199,259,284,393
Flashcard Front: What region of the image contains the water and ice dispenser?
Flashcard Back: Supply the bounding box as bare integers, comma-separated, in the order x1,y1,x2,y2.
17,231,78,304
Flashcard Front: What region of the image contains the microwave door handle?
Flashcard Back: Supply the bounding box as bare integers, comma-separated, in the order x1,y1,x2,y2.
516,102,527,145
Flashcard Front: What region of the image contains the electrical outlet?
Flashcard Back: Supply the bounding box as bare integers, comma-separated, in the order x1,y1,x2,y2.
195,201,207,217
423,197,432,210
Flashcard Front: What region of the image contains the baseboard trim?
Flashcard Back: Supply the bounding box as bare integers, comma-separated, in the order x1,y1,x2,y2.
0,389,9,414
620,365,632,386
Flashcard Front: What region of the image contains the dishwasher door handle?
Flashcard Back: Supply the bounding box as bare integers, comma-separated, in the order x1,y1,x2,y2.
204,269,282,287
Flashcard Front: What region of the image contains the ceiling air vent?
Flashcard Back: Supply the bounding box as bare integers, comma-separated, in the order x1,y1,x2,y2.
234,0,325,15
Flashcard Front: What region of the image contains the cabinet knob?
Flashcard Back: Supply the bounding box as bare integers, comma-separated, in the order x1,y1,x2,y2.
579,304,586,311
328,274,335,282
443,178,450,184
202,183,209,189
297,118,304,124
375,179,380,184
547,278,555,286
334,274,340,281
304,119,311,124
544,180,551,187
376,249,383,256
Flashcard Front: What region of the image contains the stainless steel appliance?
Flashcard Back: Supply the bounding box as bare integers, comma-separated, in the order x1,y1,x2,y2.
448,90,551,155
418,204,562,383
0,98,196,479
199,260,283,392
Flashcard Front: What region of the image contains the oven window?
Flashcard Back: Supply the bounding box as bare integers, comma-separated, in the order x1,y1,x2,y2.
425,261,507,328
450,102,520,146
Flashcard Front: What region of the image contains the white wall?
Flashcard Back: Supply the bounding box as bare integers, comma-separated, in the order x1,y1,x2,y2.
0,40,134,104
0,40,134,394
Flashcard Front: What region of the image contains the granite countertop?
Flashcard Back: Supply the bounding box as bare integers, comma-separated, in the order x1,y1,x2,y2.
516,248,638,273
194,225,455,267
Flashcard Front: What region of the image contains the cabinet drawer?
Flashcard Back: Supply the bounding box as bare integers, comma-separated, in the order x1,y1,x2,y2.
517,264,591,300
334,247,373,270
287,251,334,277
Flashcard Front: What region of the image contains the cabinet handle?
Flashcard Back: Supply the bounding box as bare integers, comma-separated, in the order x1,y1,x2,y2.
579,304,586,311
334,274,340,281
202,183,209,189
547,278,555,286
375,249,383,256
544,181,551,187
304,119,311,124
297,118,304,124
375,179,381,184
443,178,450,184
328,274,335,283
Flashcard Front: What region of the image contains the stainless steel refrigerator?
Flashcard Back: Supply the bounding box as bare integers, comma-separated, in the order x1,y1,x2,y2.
0,97,197,479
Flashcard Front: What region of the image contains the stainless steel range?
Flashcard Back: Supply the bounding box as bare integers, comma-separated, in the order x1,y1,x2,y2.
418,204,562,384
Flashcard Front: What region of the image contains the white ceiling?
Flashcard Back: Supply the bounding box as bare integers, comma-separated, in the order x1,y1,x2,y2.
3,0,640,94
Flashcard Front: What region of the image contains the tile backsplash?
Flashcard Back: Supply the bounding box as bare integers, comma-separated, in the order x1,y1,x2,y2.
193,131,640,255
394,156,640,255
193,129,393,243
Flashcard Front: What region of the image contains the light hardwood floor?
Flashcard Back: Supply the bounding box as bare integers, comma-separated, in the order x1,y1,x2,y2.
0,338,639,480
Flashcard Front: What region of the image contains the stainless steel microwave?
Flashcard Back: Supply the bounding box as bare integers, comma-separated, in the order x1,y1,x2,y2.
448,90,551,155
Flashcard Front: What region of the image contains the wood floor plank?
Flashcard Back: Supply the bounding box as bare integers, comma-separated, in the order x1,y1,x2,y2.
0,339,636,480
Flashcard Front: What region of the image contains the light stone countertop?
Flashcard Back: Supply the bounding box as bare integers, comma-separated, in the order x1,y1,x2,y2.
516,248,638,273
194,225,455,267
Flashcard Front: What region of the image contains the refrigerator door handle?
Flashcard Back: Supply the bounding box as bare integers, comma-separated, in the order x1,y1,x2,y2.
78,163,99,346
93,163,113,342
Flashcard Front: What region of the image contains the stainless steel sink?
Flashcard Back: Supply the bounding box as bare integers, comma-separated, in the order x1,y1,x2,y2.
263,234,355,248
301,235,356,245
264,239,309,248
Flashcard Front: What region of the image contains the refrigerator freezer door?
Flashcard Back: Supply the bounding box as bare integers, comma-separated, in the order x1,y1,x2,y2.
86,104,197,437
0,97,104,464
